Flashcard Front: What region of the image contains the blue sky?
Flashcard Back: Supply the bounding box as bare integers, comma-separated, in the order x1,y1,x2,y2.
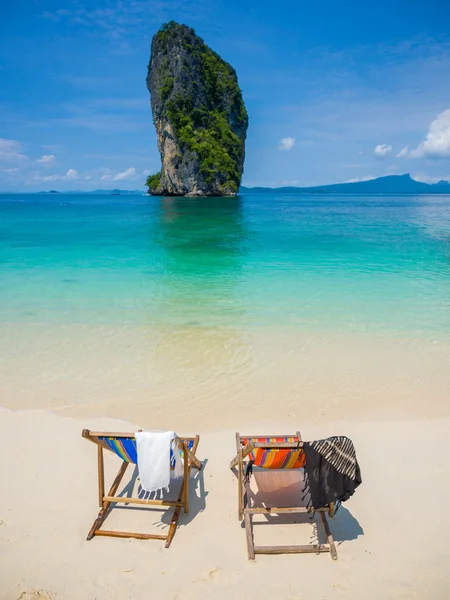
1,0,450,191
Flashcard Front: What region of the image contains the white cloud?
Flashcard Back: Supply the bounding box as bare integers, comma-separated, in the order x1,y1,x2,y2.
277,137,295,151
33,168,79,182
36,154,55,164
0,167,19,174
374,144,392,158
40,174,60,182
409,109,450,158
100,167,138,181
0,138,28,163
112,167,137,181
63,169,79,180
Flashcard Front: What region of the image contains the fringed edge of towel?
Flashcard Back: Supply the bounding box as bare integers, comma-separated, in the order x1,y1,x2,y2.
137,485,170,501
244,459,254,484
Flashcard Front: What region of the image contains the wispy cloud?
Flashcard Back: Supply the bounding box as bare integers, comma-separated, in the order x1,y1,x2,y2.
38,1,213,52
33,168,79,182
21,166,148,189
412,172,450,183
278,137,295,151
346,175,376,183
36,154,55,164
396,146,410,158
113,167,137,181
100,167,139,181
0,138,28,163
275,36,450,154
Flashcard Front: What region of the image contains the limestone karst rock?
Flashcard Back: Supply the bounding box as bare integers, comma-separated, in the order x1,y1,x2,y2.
146,22,248,197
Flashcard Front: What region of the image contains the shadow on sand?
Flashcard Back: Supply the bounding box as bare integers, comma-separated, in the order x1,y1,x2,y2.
110,459,208,533
231,466,363,546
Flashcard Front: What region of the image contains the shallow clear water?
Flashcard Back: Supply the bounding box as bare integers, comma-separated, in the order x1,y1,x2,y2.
1,192,450,337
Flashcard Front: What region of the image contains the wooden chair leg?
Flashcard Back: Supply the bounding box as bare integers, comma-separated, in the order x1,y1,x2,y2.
244,512,255,560
165,505,181,548
97,445,105,507
243,480,255,559
87,461,128,541
183,440,189,514
165,438,201,547
320,511,338,560
238,448,244,520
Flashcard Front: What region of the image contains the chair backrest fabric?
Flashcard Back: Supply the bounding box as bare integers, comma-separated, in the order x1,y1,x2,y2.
99,436,194,468
241,436,306,469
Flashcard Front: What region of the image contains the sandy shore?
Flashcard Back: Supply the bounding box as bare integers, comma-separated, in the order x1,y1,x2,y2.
1,407,449,600
2,322,450,598
1,323,450,428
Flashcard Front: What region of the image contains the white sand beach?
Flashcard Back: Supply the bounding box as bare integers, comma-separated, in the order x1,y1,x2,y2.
1,404,449,600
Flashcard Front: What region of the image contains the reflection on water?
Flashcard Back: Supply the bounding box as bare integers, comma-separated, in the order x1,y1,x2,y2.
150,196,252,378
152,196,249,327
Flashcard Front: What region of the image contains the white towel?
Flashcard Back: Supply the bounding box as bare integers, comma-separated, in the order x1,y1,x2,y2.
135,431,184,498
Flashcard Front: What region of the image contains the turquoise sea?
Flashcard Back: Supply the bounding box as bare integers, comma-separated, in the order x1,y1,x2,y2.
1,192,450,338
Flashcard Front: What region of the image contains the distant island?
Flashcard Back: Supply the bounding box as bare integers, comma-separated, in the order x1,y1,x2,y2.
241,174,450,195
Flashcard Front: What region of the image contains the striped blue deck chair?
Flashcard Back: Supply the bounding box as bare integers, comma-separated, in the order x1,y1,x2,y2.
82,429,201,547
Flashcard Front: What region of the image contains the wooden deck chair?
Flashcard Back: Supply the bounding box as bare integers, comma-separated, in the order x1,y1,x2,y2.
82,429,201,547
229,431,337,560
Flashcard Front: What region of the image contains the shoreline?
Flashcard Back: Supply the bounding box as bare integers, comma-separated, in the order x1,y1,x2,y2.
1,322,450,430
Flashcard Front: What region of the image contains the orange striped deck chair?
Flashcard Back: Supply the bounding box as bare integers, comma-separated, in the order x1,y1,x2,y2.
82,429,201,547
229,431,337,560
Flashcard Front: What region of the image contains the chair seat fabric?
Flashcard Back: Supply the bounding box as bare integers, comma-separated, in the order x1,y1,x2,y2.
241,437,306,469
99,436,194,468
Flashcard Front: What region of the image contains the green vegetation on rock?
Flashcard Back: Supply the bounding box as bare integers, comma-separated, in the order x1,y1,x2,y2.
166,97,243,186
146,172,161,192
146,21,248,196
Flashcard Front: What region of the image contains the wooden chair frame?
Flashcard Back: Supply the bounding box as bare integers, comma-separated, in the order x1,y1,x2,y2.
230,431,337,560
82,429,201,547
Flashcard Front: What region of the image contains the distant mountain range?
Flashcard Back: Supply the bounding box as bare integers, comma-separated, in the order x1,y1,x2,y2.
4,173,450,196
241,174,450,195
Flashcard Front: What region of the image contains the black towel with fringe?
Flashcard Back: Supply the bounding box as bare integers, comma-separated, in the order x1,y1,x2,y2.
303,436,362,511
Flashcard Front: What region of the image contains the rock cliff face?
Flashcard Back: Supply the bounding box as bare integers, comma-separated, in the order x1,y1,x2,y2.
146,22,248,197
